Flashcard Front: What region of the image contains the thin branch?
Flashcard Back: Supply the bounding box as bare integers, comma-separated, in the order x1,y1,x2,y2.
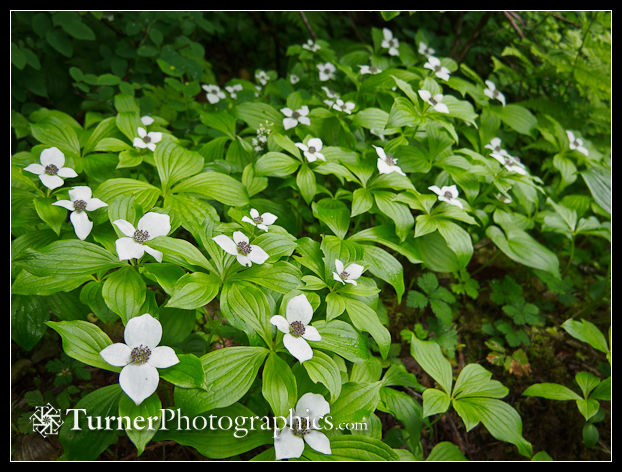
299,11,316,41
455,12,493,63
503,11,525,40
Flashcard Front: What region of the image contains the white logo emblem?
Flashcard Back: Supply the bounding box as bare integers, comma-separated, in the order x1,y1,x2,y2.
30,403,64,437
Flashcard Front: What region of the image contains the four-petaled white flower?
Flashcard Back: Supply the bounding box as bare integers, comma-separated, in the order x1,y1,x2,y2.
332,259,364,286
52,186,107,240
418,41,436,57
133,127,162,152
484,80,506,106
381,28,400,56
322,86,339,107
424,56,450,81
429,185,463,209
332,99,355,114
255,70,270,86
274,393,332,460
140,115,155,126
484,137,508,156
24,147,78,190
270,294,321,363
202,84,226,104
359,65,382,75
295,138,326,163
100,313,179,406
418,89,450,114
302,39,321,52
225,84,243,99
491,152,528,176
281,106,310,130
289,74,300,84
212,231,269,267
317,62,336,82
374,145,406,176
113,212,171,263
241,208,278,232
566,130,589,156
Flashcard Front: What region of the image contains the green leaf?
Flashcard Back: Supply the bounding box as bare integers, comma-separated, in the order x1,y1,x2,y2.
11,295,50,350
562,318,609,354
96,178,161,212
219,282,273,347
228,261,301,294
406,331,453,394
31,118,81,157
490,104,538,136
159,353,204,389
262,353,297,417
361,244,405,303
254,151,300,177
296,164,317,204
302,350,342,402
312,320,369,363
172,171,249,207
422,388,451,417
46,320,116,371
166,272,220,310
452,363,509,399
312,198,350,239
426,441,468,461
147,236,213,271
330,381,383,425
102,267,146,324
233,102,282,129
302,435,399,461
343,296,391,359
118,393,161,456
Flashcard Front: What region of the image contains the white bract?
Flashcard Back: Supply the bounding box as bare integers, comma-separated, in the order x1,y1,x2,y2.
295,137,326,163
429,185,463,209
24,147,78,190
52,186,108,240
225,84,243,99
317,62,336,81
484,80,506,106
212,231,269,267
374,145,406,176
113,212,171,263
332,259,364,286
281,106,310,130
270,294,321,363
289,74,300,84
255,70,270,86
202,84,226,104
133,127,162,152
418,89,450,114
302,39,321,52
567,130,589,156
424,56,451,81
322,86,339,107
241,208,278,232
484,137,509,156
100,313,179,405
140,115,154,126
491,152,528,175
359,65,382,75
381,28,400,56
418,41,436,57
274,393,332,460
332,99,355,114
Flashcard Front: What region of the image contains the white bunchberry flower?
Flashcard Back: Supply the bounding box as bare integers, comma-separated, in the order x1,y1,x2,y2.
202,84,226,104
418,89,450,114
270,294,321,363
374,145,406,176
491,152,528,175
255,70,270,86
133,127,162,152
241,208,278,232
429,185,463,209
274,393,331,460
424,56,450,81
24,147,77,190
332,99,355,114
295,138,326,163
100,314,179,405
281,106,310,130
322,86,339,107
566,130,589,156
52,186,107,240
113,212,171,263
225,84,243,99
359,65,382,75
302,39,321,52
317,62,336,82
484,137,509,156
484,80,506,106
140,115,154,126
381,28,400,56
332,259,364,286
418,41,436,57
212,231,269,267
289,74,300,85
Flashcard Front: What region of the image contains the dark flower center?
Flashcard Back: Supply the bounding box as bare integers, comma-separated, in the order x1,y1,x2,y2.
133,229,150,243
494,145,501,152
443,191,454,200
44,164,59,175
429,97,438,106
237,241,252,255
493,89,500,97
252,216,263,224
143,135,151,143
289,321,306,337
292,111,300,119
370,66,379,73
385,156,396,166
73,200,87,212
308,146,316,154
130,345,151,364
339,271,350,280
434,64,442,72
291,416,310,437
